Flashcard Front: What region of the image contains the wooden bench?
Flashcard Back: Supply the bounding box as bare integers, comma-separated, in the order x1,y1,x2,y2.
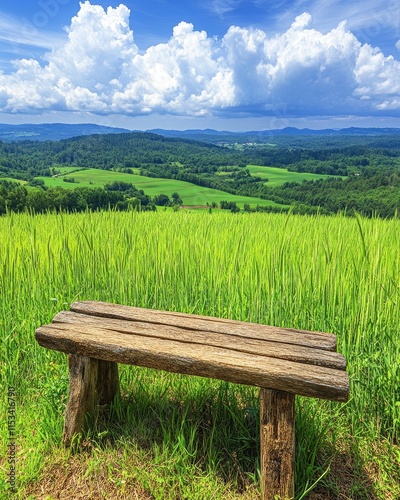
35,300,349,500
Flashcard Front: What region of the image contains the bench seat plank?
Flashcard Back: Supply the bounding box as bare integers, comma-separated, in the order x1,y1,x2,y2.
52,311,346,370
70,300,338,351
35,322,349,401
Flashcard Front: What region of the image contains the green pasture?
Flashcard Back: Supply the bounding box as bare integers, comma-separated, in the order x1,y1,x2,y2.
246,165,331,186
0,177,27,184
0,210,399,499
39,168,281,208
41,168,136,188
51,166,86,175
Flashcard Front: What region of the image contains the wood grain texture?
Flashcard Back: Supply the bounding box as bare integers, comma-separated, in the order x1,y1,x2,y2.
260,388,295,500
62,355,119,446
35,322,349,401
70,301,338,351
52,311,347,370
63,355,98,446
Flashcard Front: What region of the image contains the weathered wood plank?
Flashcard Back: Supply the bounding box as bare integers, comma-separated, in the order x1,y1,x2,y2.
260,388,295,500
35,323,349,401
53,310,346,370
70,301,338,351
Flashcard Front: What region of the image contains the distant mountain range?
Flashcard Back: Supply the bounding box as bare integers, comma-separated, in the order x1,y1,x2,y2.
149,127,400,142
1,122,400,142
0,123,131,141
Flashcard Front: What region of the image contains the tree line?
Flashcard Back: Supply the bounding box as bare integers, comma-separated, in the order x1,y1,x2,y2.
0,180,183,215
263,168,400,217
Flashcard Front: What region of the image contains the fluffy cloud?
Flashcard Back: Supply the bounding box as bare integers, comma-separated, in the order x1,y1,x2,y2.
1,1,400,118
111,21,233,115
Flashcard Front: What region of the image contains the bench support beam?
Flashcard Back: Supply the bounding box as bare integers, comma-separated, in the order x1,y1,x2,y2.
63,354,119,446
260,388,295,500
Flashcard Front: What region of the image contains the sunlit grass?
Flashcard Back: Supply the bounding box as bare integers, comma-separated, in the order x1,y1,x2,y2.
0,177,27,184
37,168,279,208
1,210,399,498
246,165,333,186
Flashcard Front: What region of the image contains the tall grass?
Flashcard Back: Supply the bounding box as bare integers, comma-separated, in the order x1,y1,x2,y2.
1,210,399,498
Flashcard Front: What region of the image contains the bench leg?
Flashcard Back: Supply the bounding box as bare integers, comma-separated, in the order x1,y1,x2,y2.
63,354,119,446
260,388,295,500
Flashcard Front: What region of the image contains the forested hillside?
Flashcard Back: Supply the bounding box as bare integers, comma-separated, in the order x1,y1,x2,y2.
0,132,248,178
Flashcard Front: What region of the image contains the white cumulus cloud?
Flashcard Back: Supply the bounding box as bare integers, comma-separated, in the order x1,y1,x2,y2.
1,1,400,118
111,21,233,116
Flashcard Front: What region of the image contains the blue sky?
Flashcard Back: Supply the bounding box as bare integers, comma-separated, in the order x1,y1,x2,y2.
1,0,400,130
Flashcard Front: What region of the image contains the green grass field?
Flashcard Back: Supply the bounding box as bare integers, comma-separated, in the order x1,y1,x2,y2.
51,166,87,175
246,165,332,186
2,165,329,209
39,168,282,208
0,177,27,184
1,210,399,499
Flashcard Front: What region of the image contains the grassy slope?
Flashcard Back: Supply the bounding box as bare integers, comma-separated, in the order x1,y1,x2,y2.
1,210,399,499
38,168,281,208
1,164,331,208
0,177,27,184
246,165,332,186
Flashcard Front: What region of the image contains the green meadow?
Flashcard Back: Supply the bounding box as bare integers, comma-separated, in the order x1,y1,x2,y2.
246,165,332,186
39,168,280,208
1,165,331,209
1,210,399,499
0,177,27,185
51,166,89,175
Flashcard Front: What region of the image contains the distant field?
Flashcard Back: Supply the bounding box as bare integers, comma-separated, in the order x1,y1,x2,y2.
44,169,140,188
52,166,86,175
0,177,27,184
246,165,331,186
53,166,141,175
38,168,284,208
